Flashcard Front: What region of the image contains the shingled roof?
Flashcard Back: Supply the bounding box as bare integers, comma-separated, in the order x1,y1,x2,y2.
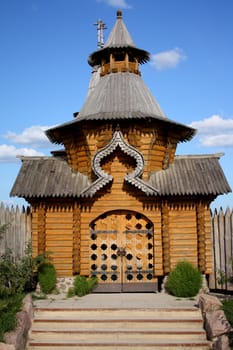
149,154,231,196
10,154,231,199
10,157,90,199
46,11,195,145
88,10,150,66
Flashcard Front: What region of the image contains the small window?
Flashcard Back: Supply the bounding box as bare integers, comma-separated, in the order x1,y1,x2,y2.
128,54,135,62
114,52,125,61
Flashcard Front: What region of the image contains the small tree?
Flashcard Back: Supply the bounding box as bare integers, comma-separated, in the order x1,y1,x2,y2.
35,252,57,294
0,241,35,297
166,261,202,298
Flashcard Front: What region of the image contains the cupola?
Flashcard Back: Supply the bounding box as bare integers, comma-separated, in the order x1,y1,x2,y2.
88,10,150,76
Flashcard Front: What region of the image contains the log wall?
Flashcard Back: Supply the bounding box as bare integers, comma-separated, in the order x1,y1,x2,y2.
62,123,177,179
168,203,198,269
1,202,231,291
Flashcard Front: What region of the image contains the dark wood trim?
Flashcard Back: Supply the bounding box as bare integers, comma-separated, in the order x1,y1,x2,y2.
37,204,46,255
161,201,170,274
93,282,158,293
196,201,206,273
73,201,81,274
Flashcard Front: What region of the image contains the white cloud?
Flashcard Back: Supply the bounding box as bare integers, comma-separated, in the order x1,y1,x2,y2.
151,48,186,70
4,125,52,148
96,0,132,9
190,115,233,134
200,134,233,147
0,144,44,163
190,115,233,147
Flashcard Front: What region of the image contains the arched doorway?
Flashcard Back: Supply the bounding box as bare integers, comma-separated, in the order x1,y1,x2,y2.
89,210,157,292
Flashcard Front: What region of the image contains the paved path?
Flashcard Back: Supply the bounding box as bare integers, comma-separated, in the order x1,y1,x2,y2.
33,292,199,309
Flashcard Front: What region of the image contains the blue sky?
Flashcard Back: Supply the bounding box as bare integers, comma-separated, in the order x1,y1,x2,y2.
0,0,233,209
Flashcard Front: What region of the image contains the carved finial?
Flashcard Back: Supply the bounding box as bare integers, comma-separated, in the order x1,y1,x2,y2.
117,10,122,19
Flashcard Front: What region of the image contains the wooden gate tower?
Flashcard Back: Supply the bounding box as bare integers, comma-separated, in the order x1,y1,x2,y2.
11,11,231,292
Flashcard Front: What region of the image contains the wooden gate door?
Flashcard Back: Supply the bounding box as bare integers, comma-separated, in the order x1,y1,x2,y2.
89,211,157,292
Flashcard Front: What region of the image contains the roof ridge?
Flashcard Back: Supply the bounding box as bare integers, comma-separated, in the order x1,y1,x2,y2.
18,156,63,161
175,153,225,159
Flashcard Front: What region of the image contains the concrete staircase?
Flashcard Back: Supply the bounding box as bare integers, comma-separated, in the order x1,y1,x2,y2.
27,306,211,350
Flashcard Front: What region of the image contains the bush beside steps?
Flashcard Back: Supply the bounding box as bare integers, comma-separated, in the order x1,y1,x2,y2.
165,260,202,298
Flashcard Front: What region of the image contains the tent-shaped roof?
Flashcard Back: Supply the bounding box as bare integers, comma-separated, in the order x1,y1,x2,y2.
46,11,195,144
88,10,150,66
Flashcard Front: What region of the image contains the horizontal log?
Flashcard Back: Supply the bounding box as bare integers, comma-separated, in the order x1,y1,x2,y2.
169,228,197,235
46,241,73,246
169,225,197,231
45,246,73,252
46,242,73,253
169,215,197,222
169,240,197,247
46,214,73,219
45,231,73,236
56,270,73,277
49,254,73,259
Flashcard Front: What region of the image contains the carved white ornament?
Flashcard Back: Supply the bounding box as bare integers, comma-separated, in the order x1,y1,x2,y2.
80,130,158,197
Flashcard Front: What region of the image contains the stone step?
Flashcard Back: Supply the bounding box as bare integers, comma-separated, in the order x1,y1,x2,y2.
33,318,204,330
27,307,211,350
30,328,207,341
34,307,202,319
28,339,211,350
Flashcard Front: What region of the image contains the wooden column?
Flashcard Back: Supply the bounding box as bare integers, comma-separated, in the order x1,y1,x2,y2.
73,201,81,274
196,201,206,273
162,139,173,170
161,201,170,274
203,203,213,275
135,59,138,73
110,53,114,72
125,53,129,70
37,203,46,255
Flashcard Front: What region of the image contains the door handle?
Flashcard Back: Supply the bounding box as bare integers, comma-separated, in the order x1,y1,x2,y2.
117,247,126,257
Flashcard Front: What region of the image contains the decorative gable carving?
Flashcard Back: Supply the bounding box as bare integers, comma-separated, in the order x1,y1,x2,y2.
80,130,158,197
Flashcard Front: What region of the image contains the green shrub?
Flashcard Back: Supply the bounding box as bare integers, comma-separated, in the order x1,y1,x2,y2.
222,299,233,348
18,241,36,292
38,262,57,294
0,293,24,342
87,275,98,291
73,275,98,297
222,299,233,326
0,249,18,297
67,287,75,298
0,242,36,297
166,261,202,297
73,275,89,297
34,251,53,266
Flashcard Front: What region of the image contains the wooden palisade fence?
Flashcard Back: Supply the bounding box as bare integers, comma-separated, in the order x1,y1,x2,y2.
0,202,31,260
209,207,233,291
0,202,232,292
